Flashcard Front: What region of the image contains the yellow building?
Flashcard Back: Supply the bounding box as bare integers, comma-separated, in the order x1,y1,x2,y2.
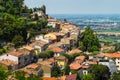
55,56,68,69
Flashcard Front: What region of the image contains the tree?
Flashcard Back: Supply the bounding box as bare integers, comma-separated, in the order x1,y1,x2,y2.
15,71,26,80
90,64,110,80
112,71,120,80
39,50,54,59
0,65,9,80
62,53,80,63
64,65,70,75
114,43,120,52
51,65,61,77
41,5,46,14
12,35,25,47
81,74,94,80
80,26,100,52
34,13,39,21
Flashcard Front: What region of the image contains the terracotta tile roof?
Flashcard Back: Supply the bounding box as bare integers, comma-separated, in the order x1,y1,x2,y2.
55,56,67,60
66,74,77,80
70,62,82,70
86,61,97,65
61,76,66,80
27,64,38,69
68,49,82,55
18,48,30,55
37,61,52,68
42,77,58,80
103,52,120,58
48,58,57,63
0,59,18,66
50,47,64,53
30,40,47,47
75,56,85,61
96,53,105,57
23,46,34,51
48,42,64,48
8,51,22,57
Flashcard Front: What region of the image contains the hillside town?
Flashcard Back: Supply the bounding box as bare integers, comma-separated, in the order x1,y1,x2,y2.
0,1,120,80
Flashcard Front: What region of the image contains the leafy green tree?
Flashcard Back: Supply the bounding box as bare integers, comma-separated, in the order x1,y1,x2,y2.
63,53,80,63
112,71,120,80
0,65,9,80
12,35,25,47
51,65,61,77
90,64,110,80
64,65,70,75
80,26,100,52
41,5,46,14
114,43,120,51
39,50,54,59
81,74,94,80
15,71,26,80
34,13,39,21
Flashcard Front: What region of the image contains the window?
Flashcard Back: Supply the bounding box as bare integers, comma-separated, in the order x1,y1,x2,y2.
18,57,21,60
6,54,8,56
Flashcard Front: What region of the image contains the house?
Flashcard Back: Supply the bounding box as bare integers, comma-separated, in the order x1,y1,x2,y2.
18,46,35,65
32,10,46,19
30,40,49,52
95,53,107,61
37,60,56,77
0,46,35,69
42,77,58,80
48,42,64,49
78,64,90,78
103,52,120,70
35,35,51,43
21,63,43,77
55,56,68,69
0,59,18,70
0,52,23,68
66,74,77,80
70,62,82,70
68,49,82,55
100,45,115,52
99,59,117,74
49,47,64,57
60,37,74,50
74,56,85,64
44,32,64,43
47,22,60,32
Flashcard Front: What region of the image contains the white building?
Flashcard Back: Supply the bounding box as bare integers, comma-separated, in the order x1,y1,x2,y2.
35,35,51,43
47,22,57,28
99,60,117,74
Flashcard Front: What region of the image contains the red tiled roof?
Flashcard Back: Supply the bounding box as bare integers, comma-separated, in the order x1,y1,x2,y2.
75,56,85,61
0,59,18,66
68,49,82,55
70,62,82,70
66,74,77,80
104,52,120,58
8,51,22,57
86,61,97,65
50,47,64,53
28,64,38,69
23,46,34,51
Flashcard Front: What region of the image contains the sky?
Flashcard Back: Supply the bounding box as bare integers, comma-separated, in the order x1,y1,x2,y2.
24,0,120,14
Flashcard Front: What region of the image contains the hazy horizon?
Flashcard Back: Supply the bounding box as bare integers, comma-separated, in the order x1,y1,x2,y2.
24,0,120,15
